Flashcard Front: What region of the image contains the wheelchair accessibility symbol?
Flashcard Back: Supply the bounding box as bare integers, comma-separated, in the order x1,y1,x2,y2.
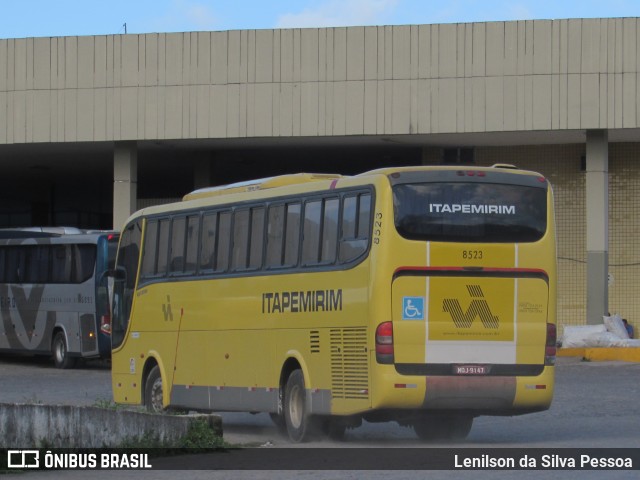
402,297,425,320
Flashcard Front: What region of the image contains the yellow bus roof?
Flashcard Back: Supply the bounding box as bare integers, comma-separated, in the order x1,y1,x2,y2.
183,164,539,202
183,173,343,201
127,164,547,223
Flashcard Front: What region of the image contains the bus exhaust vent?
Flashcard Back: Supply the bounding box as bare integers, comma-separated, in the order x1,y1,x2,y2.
330,328,369,400
310,330,320,354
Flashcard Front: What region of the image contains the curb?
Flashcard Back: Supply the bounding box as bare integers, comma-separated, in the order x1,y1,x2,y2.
0,403,222,448
558,347,640,363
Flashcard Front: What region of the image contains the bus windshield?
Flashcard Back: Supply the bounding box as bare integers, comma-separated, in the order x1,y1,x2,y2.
393,182,547,243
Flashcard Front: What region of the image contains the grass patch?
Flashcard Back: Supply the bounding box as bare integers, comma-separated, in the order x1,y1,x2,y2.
92,398,123,410
119,418,229,453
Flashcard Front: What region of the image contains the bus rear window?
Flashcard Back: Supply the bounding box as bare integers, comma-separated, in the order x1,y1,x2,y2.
393,182,547,243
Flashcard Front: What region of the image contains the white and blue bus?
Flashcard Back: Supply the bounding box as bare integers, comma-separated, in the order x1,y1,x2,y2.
0,228,119,368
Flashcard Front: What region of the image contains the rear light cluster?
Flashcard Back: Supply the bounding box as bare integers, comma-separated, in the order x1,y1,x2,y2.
545,323,556,365
456,170,486,177
375,321,394,364
100,314,112,335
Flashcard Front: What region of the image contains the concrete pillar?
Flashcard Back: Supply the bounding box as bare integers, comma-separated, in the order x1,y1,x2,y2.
113,141,138,230
585,130,609,325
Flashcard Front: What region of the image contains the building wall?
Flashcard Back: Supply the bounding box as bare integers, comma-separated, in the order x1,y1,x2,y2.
1,19,639,335
1,18,640,144
469,144,638,337
609,143,640,336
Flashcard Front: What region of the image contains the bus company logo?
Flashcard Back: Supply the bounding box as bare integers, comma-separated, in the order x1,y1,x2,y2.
428,203,516,215
162,295,173,322
7,450,39,468
442,285,499,329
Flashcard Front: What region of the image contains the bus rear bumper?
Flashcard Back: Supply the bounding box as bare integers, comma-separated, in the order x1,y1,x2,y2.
371,365,554,415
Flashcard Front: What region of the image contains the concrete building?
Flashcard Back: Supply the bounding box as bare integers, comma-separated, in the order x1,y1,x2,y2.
1,18,639,334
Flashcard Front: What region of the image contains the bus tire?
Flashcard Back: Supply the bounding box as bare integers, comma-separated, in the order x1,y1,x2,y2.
448,415,474,440
284,369,315,442
144,365,164,413
52,331,77,369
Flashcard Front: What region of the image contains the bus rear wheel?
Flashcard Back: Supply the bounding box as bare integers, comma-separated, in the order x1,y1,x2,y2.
284,369,317,442
144,365,164,413
52,331,77,369
413,414,473,442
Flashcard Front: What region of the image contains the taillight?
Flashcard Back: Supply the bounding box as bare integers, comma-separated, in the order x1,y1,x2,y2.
545,323,556,365
375,321,394,364
100,314,112,335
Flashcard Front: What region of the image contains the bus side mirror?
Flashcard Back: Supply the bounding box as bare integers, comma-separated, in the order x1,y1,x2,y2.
98,266,127,337
101,266,127,283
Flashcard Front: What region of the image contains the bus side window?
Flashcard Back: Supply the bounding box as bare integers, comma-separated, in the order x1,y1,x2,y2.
184,214,200,274
140,217,170,279
141,220,159,278
302,200,322,265
248,206,265,269
52,246,70,283
169,216,187,275
321,198,339,263
5,247,20,283
75,245,97,283
342,196,357,238
266,204,285,268
232,209,250,270
36,246,50,283
339,193,371,263
23,246,39,283
156,218,170,276
216,212,231,272
358,193,372,238
200,212,218,272
284,203,301,267
230,206,265,271
201,210,231,273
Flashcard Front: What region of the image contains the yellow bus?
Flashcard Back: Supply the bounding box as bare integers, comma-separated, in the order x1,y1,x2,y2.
107,165,556,442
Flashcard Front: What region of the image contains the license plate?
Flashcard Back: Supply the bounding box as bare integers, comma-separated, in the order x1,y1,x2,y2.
454,365,488,375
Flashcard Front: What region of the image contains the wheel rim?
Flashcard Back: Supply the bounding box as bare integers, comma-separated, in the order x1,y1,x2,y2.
54,337,65,364
150,377,163,412
289,384,303,429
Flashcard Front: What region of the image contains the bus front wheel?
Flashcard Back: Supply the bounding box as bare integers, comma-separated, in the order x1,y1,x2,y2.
52,331,77,369
284,369,316,442
144,365,164,413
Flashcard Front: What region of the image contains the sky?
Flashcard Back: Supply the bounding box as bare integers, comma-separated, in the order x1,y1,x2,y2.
0,0,639,39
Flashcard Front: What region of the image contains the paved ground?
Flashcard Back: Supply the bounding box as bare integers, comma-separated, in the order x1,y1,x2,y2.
2,354,639,479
